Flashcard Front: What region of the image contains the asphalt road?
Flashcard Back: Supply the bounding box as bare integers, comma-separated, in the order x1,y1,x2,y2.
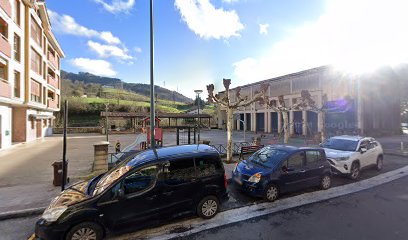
184,175,408,240
1,154,406,240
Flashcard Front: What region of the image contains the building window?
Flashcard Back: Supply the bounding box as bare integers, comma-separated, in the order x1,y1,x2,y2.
42,86,46,104
0,60,7,82
0,18,8,40
14,34,21,62
30,79,41,103
30,16,42,47
30,48,42,75
14,71,20,98
14,0,21,26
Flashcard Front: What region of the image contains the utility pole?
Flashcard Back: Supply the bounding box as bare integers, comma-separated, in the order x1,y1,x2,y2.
149,0,155,149
194,90,203,142
61,100,68,191
104,103,109,142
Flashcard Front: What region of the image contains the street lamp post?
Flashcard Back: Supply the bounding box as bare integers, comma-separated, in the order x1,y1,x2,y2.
194,90,203,142
104,103,109,142
149,0,155,149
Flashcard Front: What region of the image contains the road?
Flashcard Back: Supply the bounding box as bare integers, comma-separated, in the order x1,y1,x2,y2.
1,154,407,240
185,175,408,240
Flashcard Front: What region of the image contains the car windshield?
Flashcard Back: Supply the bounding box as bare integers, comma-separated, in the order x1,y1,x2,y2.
248,147,288,169
321,138,359,152
92,151,144,196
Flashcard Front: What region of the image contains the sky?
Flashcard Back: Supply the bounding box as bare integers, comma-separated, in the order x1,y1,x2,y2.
47,0,408,98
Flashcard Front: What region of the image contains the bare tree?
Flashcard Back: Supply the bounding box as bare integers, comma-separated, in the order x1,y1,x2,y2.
207,79,269,163
265,90,323,143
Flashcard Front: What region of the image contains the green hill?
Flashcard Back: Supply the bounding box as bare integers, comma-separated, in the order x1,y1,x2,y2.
61,70,192,103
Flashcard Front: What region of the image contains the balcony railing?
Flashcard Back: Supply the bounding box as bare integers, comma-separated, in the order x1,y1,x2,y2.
0,0,12,17
47,52,58,69
0,34,11,58
47,98,59,109
0,80,11,98
47,75,59,89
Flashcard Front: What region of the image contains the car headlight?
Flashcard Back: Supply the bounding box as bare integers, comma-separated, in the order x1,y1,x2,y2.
42,206,67,223
336,156,350,161
248,173,262,183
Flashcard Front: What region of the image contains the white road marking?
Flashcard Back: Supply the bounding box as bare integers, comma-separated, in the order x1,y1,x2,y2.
112,165,408,240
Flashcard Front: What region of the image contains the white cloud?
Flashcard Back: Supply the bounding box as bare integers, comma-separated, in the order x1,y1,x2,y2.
134,47,142,53
233,0,408,84
70,58,117,77
100,31,121,45
87,41,133,60
259,23,269,35
94,0,135,14
222,0,239,3
174,0,244,40
48,10,121,45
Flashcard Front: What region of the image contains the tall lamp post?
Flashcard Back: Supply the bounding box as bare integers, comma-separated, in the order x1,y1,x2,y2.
104,103,109,142
149,0,155,149
194,90,203,142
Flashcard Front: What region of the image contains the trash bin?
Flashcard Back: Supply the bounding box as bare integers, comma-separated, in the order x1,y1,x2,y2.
52,161,68,186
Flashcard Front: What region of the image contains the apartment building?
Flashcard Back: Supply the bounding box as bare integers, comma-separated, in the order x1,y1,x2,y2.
217,66,401,136
0,0,64,149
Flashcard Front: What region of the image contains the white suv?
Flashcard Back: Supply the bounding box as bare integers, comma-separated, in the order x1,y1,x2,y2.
321,135,384,179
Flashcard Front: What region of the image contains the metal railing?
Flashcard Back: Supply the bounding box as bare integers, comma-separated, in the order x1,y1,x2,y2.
210,142,252,156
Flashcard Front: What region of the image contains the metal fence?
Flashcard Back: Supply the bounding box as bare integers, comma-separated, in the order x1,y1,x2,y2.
210,142,252,155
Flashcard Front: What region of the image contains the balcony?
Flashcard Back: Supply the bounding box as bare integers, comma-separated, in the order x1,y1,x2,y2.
0,34,11,58
0,80,11,98
47,75,59,89
0,0,12,17
47,52,58,69
47,98,59,109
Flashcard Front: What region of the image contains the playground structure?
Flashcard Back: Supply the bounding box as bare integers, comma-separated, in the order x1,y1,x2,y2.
140,117,163,149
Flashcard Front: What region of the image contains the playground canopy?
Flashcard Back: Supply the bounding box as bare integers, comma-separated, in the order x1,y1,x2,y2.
100,112,212,128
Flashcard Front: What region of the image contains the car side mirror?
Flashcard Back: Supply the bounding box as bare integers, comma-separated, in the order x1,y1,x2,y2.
117,188,125,200
281,166,288,173
360,147,367,153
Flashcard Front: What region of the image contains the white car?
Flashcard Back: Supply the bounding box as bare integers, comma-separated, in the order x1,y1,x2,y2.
321,135,384,179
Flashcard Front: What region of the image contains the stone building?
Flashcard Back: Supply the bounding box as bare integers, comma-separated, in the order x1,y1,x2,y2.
217,66,400,137
0,0,64,149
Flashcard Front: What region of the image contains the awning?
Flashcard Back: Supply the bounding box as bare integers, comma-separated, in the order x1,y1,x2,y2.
29,114,56,120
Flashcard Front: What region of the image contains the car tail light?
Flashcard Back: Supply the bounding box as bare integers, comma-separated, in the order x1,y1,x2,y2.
224,173,228,189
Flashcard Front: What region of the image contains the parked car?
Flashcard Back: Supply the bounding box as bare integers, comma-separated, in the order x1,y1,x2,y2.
232,145,331,202
321,135,384,179
35,145,228,240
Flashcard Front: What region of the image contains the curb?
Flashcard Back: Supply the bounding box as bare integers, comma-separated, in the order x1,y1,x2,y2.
0,207,45,221
384,152,408,158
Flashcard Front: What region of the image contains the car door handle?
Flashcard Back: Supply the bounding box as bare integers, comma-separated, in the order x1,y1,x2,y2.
299,170,306,173
146,195,157,200
163,191,173,196
319,165,324,169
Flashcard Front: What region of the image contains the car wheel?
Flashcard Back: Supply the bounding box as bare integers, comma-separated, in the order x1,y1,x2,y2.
376,155,383,171
264,184,279,202
65,222,103,240
349,162,360,180
197,195,219,219
320,175,331,190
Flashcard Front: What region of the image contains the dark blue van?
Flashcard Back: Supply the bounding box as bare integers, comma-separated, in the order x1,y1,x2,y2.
232,145,331,201
35,145,228,240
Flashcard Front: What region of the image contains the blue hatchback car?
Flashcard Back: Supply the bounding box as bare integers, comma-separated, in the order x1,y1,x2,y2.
232,145,332,201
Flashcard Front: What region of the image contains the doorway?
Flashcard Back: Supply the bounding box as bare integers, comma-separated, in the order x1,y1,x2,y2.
36,120,41,138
